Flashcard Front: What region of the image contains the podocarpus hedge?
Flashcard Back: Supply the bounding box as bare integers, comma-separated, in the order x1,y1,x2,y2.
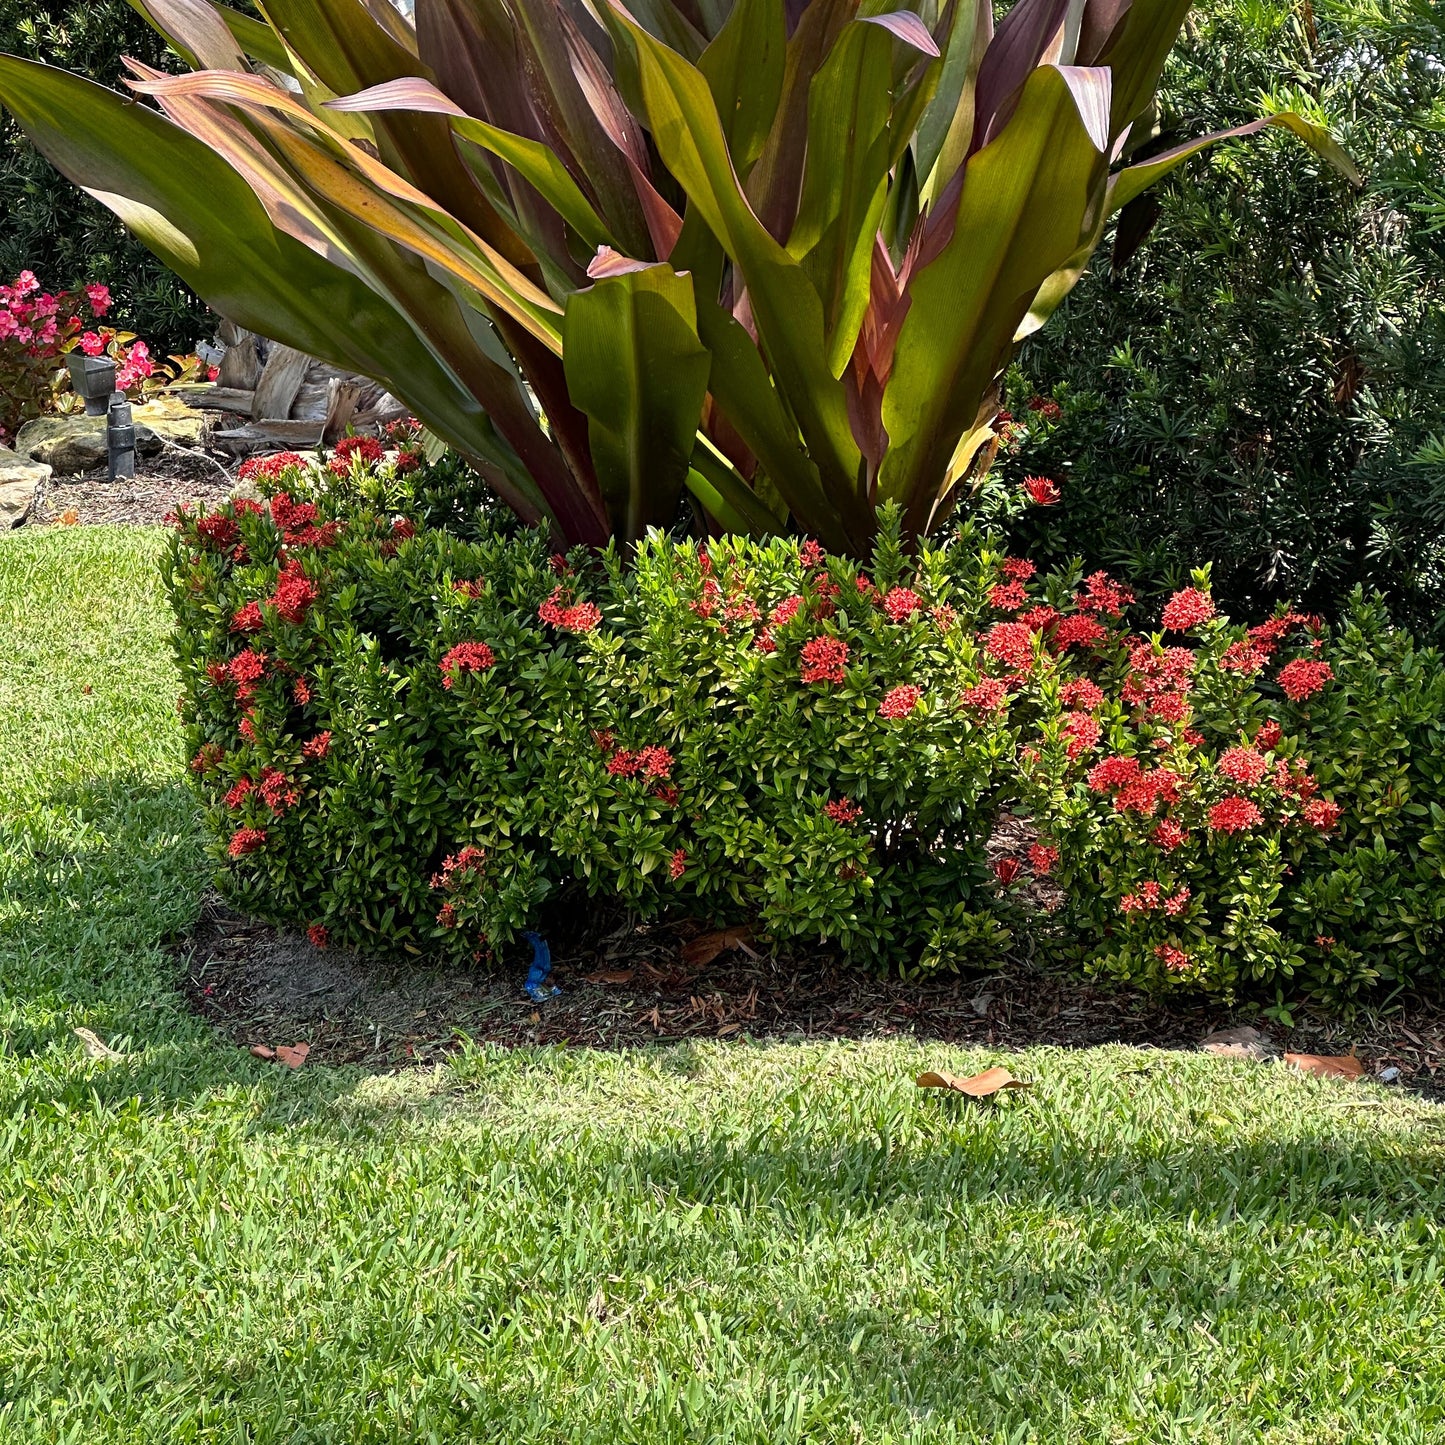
166,449,1445,1007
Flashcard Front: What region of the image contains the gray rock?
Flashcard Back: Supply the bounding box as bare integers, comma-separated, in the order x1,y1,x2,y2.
16,396,211,475
0,445,50,528
1199,1025,1279,1062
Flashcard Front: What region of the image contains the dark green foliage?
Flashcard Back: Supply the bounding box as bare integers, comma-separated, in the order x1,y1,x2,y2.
997,0,1445,640
0,0,207,351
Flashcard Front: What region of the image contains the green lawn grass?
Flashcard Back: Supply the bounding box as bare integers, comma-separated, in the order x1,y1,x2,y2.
1,525,1444,1444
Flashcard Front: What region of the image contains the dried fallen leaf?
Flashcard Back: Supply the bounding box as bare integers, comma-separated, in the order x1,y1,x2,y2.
249,1044,276,1061
1285,1052,1364,1080
682,926,753,968
58,508,79,526
1199,1025,1279,1062
81,683,93,696
916,1066,1029,1098
73,1027,122,1060
274,1042,310,1069
716,1022,742,1038
583,968,635,985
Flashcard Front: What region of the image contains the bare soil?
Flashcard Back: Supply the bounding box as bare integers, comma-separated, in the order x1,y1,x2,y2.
176,892,1445,1098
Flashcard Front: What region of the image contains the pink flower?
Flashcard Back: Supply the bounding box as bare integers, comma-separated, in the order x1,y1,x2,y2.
78,330,106,356
1160,587,1215,632
878,684,922,719
1023,475,1061,506
1154,944,1192,972
1277,658,1334,702
84,283,111,317
799,539,826,570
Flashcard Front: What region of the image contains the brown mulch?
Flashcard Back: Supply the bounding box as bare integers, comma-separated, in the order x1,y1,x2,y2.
177,893,1445,1098
34,446,237,527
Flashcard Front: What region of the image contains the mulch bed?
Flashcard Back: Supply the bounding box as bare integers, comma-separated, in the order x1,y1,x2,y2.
34,446,237,527
177,893,1445,1099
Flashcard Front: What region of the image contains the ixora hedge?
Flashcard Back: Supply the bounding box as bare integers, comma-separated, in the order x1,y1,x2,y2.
166,450,1445,1006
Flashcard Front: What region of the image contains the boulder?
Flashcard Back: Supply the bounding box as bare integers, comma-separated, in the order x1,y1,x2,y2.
16,396,211,475
0,446,50,528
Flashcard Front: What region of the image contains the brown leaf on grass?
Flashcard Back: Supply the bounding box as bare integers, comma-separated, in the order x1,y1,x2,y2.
583,968,635,985
916,1066,1029,1098
1285,1052,1364,1080
274,1042,310,1069
682,927,753,968
248,1044,276,1061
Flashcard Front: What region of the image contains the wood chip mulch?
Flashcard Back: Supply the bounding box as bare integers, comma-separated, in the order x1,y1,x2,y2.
176,894,1445,1099
34,447,237,527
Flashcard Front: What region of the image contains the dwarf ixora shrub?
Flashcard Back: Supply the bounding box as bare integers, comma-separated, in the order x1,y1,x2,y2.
167,451,1445,1004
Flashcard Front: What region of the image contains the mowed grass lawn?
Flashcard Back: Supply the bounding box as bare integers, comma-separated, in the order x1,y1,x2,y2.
1,525,1443,1444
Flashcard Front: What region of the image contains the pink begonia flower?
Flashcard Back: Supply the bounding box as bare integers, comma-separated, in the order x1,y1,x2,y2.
84,283,111,317
79,331,106,356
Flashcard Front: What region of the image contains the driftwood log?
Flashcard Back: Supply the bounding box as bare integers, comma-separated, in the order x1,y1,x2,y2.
176,321,406,452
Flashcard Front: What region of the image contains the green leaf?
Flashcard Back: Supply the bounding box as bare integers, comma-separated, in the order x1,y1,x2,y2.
697,0,786,174
562,264,713,544
880,64,1111,533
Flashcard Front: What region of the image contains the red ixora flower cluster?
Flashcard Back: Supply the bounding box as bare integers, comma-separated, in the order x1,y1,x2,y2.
1121,642,1196,721
237,452,309,484
1154,943,1192,972
271,492,341,549
882,587,924,622
1120,882,1191,916
878,684,922,719
1023,475,1061,506
988,581,1028,612
302,731,331,761
439,641,496,688
327,433,385,476
799,635,848,685
1160,587,1216,632
962,677,1009,715
798,539,826,570
229,559,319,633
1277,658,1334,702
604,744,674,781
227,827,267,859
824,798,862,825
1087,755,1183,817
539,586,602,634
1217,746,1269,787
1207,795,1262,834
307,924,329,949
1075,570,1135,618
669,847,688,880
984,620,1036,675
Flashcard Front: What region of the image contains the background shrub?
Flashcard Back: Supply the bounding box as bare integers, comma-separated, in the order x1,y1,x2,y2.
166,454,1445,1006
0,0,208,353
995,0,1445,641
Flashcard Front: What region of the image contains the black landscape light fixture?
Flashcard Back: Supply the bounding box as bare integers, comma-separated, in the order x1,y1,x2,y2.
107,391,136,481
67,352,118,415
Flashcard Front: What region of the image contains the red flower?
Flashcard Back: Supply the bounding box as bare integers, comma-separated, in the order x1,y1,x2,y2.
878,684,922,719
328,434,385,472
258,766,300,813
824,798,862,825
1114,769,1182,817
190,743,225,774
307,924,329,949
1000,557,1036,582
1149,690,1190,724
1154,944,1192,972
302,731,331,761
1027,396,1062,421
440,641,496,688
238,714,258,744
195,512,239,550
669,847,688,881
606,750,643,778
930,604,957,630
962,678,1008,714
550,553,571,575
1023,475,1061,506
636,745,674,780
1053,615,1107,651
1208,795,1262,833
1151,819,1191,851
1221,640,1269,674
238,453,308,483
292,677,312,706
1062,712,1101,759
984,621,1035,673
1060,678,1104,711
1160,587,1215,632
591,729,616,754
230,601,264,634
224,778,254,809
271,560,318,625
882,587,923,622
988,581,1027,611
800,636,848,685
1020,604,1060,634
993,856,1022,885
1165,886,1191,915
771,595,803,627
1028,843,1058,876
1302,798,1342,832
391,516,416,540
652,784,680,806
1255,720,1282,751
1218,746,1268,786
228,648,267,688
1277,658,1334,702
227,826,267,858
753,628,777,653
1076,570,1134,617
799,539,826,570
437,902,458,929
1087,755,1141,793
538,586,601,633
